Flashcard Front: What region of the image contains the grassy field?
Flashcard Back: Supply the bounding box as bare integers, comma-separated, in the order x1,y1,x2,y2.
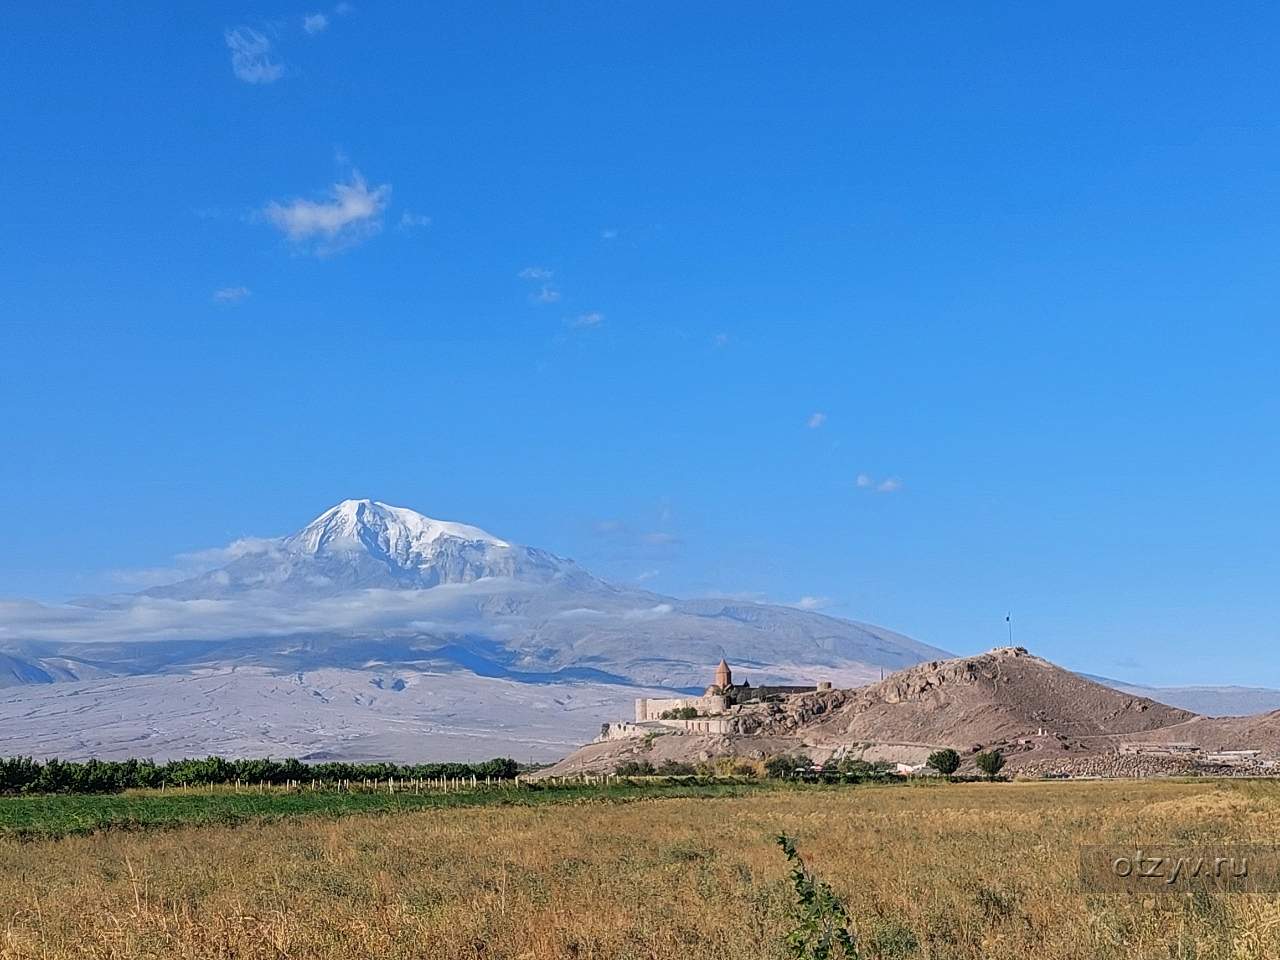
0,780,757,840
4,778,1280,959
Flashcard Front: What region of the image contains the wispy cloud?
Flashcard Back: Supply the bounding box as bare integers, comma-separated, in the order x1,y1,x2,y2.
856,473,903,494
641,531,680,545
108,537,281,589
0,580,526,647
713,333,730,349
601,228,619,240
517,267,561,303
807,412,827,429
570,311,603,328
791,596,832,611
303,12,329,34
263,172,390,254
225,27,284,84
635,569,660,583
398,211,431,231
212,286,251,304
618,603,674,621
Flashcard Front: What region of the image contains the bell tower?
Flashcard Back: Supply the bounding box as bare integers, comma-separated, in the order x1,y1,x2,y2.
714,658,732,690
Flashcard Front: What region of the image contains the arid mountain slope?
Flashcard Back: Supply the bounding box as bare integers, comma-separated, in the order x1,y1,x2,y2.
745,647,1196,747
1114,711,1280,753
541,647,1209,776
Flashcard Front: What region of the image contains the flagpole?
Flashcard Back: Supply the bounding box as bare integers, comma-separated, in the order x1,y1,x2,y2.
1006,613,1012,646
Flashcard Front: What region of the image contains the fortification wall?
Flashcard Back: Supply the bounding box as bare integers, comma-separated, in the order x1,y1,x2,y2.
634,694,728,722
657,716,738,734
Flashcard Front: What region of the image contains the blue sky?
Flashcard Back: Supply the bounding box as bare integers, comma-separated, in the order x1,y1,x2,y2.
2,4,1278,685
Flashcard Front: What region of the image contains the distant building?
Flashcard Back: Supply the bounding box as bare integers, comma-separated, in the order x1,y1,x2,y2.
1118,742,1202,756
634,659,830,724
712,658,732,692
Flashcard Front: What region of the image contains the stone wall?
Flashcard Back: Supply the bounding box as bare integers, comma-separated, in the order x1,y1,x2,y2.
598,722,646,741
634,694,728,722
657,716,738,735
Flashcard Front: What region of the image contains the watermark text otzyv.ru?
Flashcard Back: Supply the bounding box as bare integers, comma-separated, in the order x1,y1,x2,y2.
1080,846,1280,893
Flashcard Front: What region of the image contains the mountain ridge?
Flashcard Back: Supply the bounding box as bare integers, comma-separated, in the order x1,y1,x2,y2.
0,498,954,758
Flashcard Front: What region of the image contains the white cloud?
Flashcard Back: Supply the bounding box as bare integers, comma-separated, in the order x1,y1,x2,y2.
641,531,680,545
263,172,390,254
108,538,282,589
601,228,618,240
0,582,512,646
570,311,603,328
635,569,660,583
856,473,902,494
713,333,730,349
532,286,561,304
177,537,283,569
792,596,832,611
398,211,431,231
303,12,329,34
225,27,284,84
518,266,553,280
212,286,251,304
807,412,827,429
0,576,705,648
622,603,674,620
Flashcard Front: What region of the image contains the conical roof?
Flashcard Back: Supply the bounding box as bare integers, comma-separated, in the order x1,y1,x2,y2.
714,658,732,688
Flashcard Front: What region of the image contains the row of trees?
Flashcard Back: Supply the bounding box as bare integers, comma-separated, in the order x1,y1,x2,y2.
613,755,908,781
0,756,521,795
763,755,902,781
613,750,1011,782
926,748,1006,779
762,749,1007,781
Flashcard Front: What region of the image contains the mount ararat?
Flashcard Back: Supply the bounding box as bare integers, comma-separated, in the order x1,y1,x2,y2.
0,499,948,760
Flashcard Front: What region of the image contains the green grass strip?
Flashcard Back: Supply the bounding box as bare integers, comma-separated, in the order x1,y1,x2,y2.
0,781,768,841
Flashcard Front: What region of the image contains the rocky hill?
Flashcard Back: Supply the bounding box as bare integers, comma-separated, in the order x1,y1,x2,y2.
539,648,1248,777
745,647,1196,746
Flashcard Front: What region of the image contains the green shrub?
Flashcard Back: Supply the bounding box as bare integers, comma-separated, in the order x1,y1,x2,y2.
658,706,701,720
764,755,810,779
656,760,697,776
869,917,919,957
926,749,960,776
975,750,1006,780
775,834,860,958
614,760,656,776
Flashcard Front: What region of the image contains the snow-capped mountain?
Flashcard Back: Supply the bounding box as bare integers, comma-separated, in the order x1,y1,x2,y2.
147,499,592,598
0,498,954,760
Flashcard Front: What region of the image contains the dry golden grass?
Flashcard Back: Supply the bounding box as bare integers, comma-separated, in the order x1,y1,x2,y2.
4,779,1280,959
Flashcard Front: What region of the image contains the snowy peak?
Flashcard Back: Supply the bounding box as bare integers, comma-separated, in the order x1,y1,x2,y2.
287,499,511,562
146,499,581,598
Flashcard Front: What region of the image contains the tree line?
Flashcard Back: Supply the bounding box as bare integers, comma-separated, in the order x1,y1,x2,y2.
0,756,521,795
